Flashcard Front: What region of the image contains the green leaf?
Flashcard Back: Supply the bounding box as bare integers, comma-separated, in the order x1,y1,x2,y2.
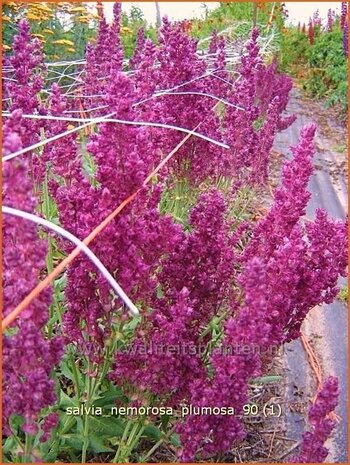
60,433,84,452
9,414,24,434
124,315,141,332
143,424,162,441
93,385,127,408
59,357,74,382
160,413,171,432
170,433,181,447
59,389,78,409
250,375,282,384
108,436,120,446
40,438,60,463
89,414,125,437
89,435,114,453
2,436,18,455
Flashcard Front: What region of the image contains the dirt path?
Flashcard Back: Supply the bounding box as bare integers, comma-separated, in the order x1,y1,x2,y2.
273,88,348,462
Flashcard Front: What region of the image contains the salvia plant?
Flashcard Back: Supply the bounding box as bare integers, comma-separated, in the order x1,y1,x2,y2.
2,8,348,464
308,18,315,45
340,1,348,30
327,9,335,32
343,18,348,57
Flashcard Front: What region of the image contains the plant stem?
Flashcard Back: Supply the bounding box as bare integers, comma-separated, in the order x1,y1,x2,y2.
140,437,164,462
47,416,76,457
24,433,32,463
42,172,63,335
70,350,81,400
126,422,144,451
81,363,92,463
199,311,228,339
139,427,175,462
113,420,132,463
9,432,25,460
112,420,144,463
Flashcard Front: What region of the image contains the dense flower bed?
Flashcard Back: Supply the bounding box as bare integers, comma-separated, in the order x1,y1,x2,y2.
2,6,348,463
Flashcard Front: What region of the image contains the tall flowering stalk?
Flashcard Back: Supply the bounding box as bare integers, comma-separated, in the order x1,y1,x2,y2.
6,20,44,118
174,125,347,461
111,288,206,405
312,9,322,28
291,377,339,463
244,124,316,260
340,2,348,30
152,17,217,183
133,38,159,100
176,258,271,461
83,4,124,115
112,188,237,402
208,29,219,54
243,124,346,342
129,27,146,70
132,18,228,185
327,9,334,32
55,70,182,361
110,126,347,462
343,19,348,57
5,19,46,182
223,28,262,178
43,83,82,190
2,21,64,442
308,18,315,45
2,111,64,439
223,29,295,183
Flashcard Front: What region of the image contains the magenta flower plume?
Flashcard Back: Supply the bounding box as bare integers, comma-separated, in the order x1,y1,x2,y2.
308,18,315,45
54,70,182,361
177,258,270,461
112,287,206,404
42,83,82,190
245,123,317,260
129,27,146,69
291,377,339,463
160,188,236,323
313,9,321,28
341,2,348,30
112,189,236,401
5,19,46,181
209,29,219,54
2,112,64,437
343,20,348,57
7,20,45,118
83,5,124,113
327,9,334,32
223,28,295,183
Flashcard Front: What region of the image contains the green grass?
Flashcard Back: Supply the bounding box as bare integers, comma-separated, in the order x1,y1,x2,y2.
338,286,348,303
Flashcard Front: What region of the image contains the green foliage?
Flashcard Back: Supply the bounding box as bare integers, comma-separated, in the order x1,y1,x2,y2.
305,28,348,110
280,28,308,73
2,3,97,61
280,24,348,113
190,2,284,42
338,286,348,303
212,2,269,23
2,2,155,62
